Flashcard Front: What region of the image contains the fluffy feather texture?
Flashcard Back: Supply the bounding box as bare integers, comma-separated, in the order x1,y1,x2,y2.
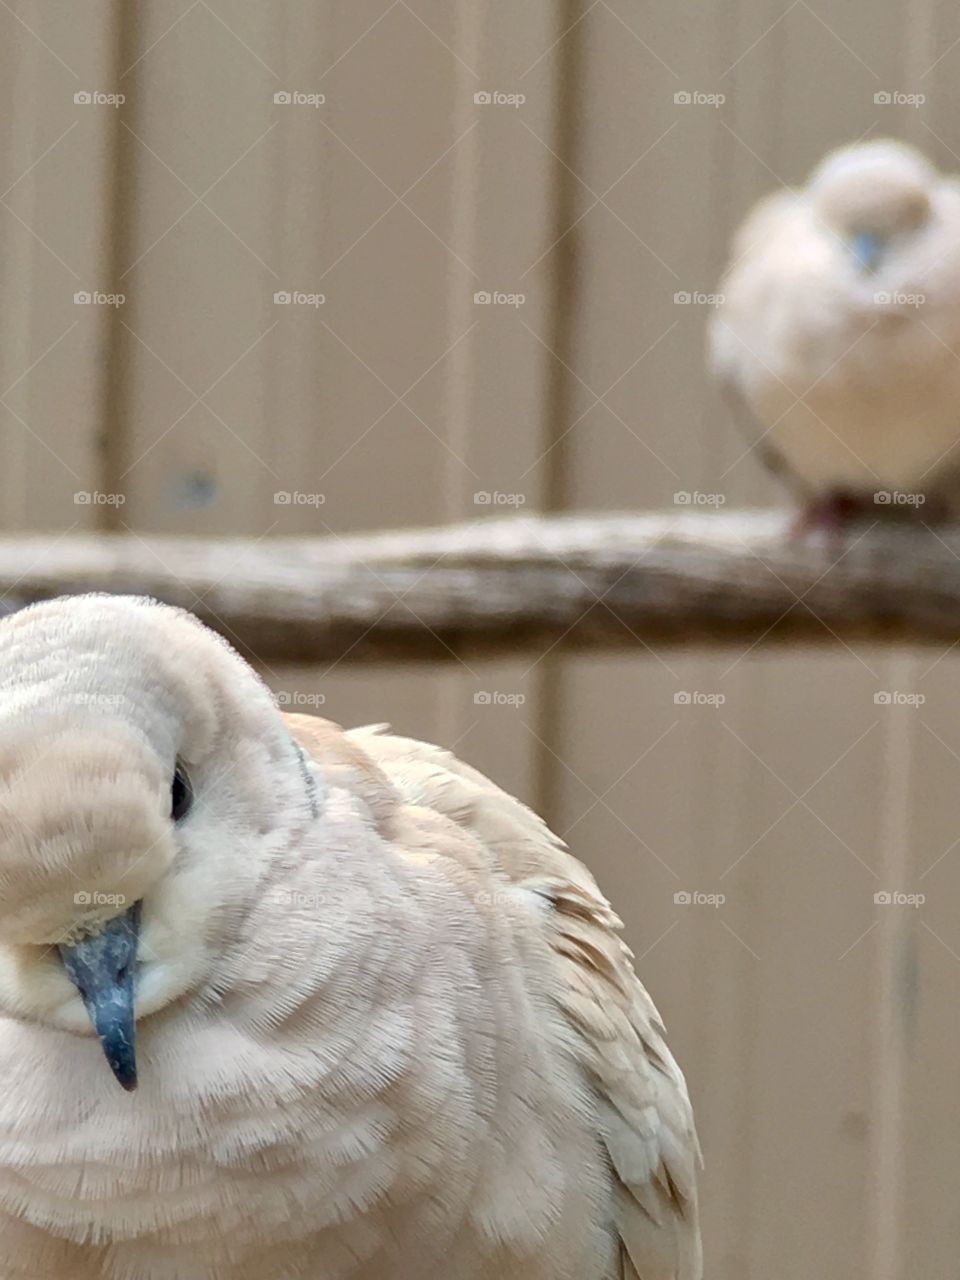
0,595,701,1280
709,138,960,520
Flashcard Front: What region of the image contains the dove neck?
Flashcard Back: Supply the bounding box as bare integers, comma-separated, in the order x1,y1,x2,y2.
209,796,542,1129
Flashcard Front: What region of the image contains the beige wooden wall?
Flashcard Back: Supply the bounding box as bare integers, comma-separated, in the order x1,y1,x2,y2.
3,2,960,1276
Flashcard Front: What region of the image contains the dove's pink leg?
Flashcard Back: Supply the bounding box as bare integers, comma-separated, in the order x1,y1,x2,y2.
790,490,864,541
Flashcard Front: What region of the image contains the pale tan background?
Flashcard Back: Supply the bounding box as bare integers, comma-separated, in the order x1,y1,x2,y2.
3,2,960,1276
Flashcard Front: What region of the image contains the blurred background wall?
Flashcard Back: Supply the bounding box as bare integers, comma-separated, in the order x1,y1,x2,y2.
3,3,960,1276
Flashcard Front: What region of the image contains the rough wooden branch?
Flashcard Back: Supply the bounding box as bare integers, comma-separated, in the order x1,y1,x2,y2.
0,512,956,663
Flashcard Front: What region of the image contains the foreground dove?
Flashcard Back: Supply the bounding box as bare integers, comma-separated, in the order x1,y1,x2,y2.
0,594,701,1280
709,138,960,533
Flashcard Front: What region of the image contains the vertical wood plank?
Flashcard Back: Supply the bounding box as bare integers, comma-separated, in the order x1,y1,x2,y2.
893,644,960,1278
426,0,572,813
865,652,915,1280
0,1,124,531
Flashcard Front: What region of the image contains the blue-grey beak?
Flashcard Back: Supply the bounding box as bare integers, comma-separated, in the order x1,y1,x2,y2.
850,229,884,273
58,901,141,1091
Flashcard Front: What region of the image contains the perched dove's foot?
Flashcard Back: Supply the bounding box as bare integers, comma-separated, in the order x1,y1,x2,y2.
790,490,866,543
791,487,951,543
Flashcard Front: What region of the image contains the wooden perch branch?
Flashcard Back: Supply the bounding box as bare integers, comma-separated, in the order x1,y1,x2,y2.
0,511,958,663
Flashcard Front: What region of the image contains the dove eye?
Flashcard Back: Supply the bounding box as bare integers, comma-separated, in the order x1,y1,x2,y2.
171,764,193,822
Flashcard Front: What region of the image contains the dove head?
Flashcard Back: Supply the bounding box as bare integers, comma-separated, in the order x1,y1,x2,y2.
0,595,316,1088
808,139,936,271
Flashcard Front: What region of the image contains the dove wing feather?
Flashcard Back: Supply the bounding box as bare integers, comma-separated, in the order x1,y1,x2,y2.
285,714,702,1280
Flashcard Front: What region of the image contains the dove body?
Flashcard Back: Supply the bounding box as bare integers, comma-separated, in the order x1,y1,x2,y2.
710,140,960,515
0,596,700,1280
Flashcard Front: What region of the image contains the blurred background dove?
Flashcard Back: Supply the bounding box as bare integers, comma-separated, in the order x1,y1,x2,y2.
0,595,701,1280
709,139,960,532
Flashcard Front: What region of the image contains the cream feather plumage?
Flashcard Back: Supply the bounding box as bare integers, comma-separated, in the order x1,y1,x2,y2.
710,138,960,519
0,595,701,1279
